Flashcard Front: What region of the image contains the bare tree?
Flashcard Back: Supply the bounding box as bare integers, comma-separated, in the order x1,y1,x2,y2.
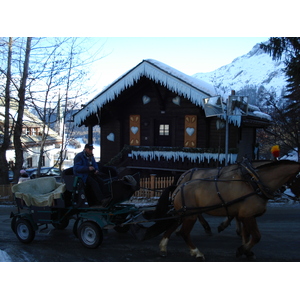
0,37,106,182
256,90,299,160
13,37,32,180
0,37,13,184
31,38,105,175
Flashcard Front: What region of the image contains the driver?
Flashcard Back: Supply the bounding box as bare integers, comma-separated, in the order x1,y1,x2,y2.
73,144,110,207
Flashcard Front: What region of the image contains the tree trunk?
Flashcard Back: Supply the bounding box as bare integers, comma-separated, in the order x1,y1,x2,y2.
13,37,32,181
0,38,13,184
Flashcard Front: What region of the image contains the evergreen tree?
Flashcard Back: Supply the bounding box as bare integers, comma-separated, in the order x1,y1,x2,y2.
260,37,300,159
260,37,300,111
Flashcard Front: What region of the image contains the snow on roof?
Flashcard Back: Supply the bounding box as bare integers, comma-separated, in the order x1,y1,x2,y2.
0,107,32,122
74,59,217,126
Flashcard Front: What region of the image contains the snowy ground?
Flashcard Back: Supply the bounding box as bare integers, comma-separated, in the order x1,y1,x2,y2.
0,249,11,262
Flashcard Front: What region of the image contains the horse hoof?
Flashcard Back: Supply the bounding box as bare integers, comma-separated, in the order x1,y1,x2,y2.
236,246,244,258
196,256,205,262
247,255,256,261
217,226,224,233
160,251,167,257
246,251,256,261
205,230,213,236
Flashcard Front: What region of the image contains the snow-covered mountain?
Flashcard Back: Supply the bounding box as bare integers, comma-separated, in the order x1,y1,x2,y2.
193,43,288,106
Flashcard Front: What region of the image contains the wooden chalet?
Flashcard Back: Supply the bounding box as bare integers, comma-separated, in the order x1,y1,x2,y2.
0,98,62,169
73,59,270,176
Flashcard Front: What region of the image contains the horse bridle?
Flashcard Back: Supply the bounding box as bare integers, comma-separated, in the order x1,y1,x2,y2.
238,159,274,199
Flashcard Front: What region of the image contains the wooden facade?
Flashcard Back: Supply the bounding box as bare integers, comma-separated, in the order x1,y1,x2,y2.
74,59,270,176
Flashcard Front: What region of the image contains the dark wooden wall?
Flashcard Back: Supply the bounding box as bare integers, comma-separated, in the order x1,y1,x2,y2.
99,77,249,164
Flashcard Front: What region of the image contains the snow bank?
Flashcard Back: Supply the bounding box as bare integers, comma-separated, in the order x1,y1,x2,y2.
281,148,299,161
0,250,12,262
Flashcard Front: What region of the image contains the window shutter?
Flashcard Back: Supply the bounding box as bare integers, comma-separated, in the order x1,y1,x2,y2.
129,115,140,146
184,115,197,148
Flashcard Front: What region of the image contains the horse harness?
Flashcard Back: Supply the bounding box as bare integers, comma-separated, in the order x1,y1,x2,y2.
239,159,274,199
174,159,274,217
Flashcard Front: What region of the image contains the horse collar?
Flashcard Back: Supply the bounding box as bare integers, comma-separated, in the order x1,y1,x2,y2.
239,159,274,199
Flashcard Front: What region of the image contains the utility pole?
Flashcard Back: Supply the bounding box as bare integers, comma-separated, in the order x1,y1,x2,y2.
225,90,236,166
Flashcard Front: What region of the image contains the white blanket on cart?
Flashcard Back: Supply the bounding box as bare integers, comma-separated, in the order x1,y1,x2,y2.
12,177,66,207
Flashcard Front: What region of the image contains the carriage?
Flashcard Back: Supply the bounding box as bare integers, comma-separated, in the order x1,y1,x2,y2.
10,166,142,249
10,159,300,260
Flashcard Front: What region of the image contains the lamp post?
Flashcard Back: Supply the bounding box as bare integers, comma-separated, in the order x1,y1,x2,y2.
225,96,229,166
225,90,236,166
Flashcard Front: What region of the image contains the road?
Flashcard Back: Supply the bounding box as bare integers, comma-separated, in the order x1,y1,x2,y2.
1,202,300,262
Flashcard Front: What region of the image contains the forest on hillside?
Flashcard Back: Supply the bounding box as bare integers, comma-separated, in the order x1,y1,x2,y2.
72,125,101,145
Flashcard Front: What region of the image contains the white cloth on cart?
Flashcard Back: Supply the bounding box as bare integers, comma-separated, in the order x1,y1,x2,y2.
12,177,66,207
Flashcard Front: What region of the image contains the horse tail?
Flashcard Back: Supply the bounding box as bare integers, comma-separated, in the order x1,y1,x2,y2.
152,184,177,219
133,184,178,241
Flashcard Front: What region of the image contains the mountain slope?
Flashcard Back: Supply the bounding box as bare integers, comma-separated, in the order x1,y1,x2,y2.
193,43,288,105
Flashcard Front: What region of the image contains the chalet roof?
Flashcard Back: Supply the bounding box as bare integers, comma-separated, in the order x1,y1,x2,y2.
73,59,271,127
74,59,218,126
0,99,62,147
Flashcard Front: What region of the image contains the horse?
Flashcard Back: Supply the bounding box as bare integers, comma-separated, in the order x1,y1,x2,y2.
176,160,272,236
158,160,300,261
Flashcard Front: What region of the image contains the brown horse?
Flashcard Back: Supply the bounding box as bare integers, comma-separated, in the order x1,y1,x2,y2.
176,161,272,235
159,160,300,261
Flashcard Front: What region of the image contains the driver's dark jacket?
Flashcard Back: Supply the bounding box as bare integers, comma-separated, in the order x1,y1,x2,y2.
73,150,99,183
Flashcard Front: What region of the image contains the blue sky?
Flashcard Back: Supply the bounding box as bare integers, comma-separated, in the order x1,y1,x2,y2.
88,37,269,97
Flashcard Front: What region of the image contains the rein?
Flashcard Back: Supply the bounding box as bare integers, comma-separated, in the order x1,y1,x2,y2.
215,167,230,219
176,191,258,215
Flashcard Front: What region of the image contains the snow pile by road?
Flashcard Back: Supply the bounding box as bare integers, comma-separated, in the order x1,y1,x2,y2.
0,250,12,262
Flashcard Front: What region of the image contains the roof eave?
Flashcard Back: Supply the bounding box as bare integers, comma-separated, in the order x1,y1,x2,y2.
74,60,214,127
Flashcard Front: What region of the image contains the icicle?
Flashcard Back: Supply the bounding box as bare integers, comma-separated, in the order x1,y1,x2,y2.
131,150,237,165
74,60,216,126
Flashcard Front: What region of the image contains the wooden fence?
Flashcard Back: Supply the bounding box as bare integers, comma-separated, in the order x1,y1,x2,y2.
133,174,174,199
0,184,13,203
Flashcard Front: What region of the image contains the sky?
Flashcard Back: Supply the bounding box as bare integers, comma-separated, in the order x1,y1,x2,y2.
87,37,269,98
3,1,293,102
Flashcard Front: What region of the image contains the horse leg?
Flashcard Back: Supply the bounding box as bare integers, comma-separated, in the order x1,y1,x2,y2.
235,217,242,236
176,214,212,236
218,216,234,233
236,217,261,260
197,214,212,235
218,216,242,236
159,220,181,257
180,216,205,261
239,222,250,245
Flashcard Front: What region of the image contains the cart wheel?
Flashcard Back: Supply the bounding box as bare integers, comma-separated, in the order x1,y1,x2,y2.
114,225,130,233
78,221,103,249
15,218,35,243
11,216,17,234
73,218,80,238
52,219,69,230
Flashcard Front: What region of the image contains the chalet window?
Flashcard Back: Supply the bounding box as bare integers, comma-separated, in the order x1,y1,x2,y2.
23,127,40,136
159,124,169,136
